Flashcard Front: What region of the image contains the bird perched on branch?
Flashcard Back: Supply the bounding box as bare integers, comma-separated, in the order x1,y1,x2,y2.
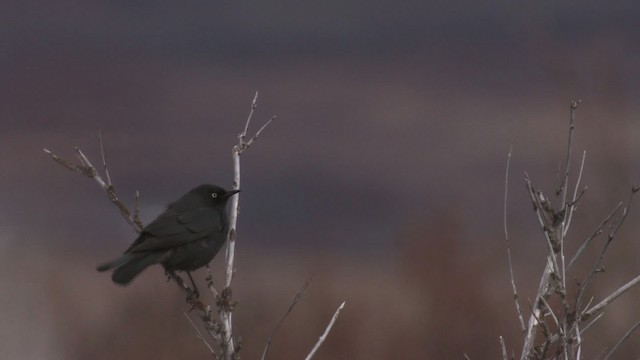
97,184,239,289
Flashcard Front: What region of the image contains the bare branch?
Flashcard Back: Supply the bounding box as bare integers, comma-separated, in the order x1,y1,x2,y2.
304,301,346,360
261,276,313,360
524,176,561,275
43,147,141,233
520,257,553,360
220,94,275,359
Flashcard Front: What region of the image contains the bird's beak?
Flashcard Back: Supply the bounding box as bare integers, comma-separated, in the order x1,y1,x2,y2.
225,189,241,198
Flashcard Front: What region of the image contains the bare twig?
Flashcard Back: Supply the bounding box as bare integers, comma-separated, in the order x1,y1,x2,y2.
242,91,259,138
261,276,313,360
246,116,275,148
557,100,580,208
579,312,605,335
43,147,142,233
500,336,508,360
567,202,623,272
582,273,640,320
133,190,142,228
184,312,218,357
540,297,560,329
304,301,345,360
563,150,586,237
575,188,638,313
504,145,525,333
524,176,561,276
602,319,640,360
97,127,112,186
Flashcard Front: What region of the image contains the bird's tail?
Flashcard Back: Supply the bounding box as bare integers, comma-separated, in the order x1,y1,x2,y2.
96,252,166,285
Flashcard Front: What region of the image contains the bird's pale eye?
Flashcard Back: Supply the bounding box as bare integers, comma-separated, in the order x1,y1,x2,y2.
211,193,218,198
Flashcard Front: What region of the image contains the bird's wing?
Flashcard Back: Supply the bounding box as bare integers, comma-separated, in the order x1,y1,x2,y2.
126,207,223,253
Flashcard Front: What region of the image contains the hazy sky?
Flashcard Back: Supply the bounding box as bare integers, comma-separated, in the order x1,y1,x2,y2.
3,0,640,257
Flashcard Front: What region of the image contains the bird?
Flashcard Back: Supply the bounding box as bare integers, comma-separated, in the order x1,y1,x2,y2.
97,184,240,291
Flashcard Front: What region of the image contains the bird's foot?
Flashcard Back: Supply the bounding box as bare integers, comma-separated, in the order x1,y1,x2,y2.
186,286,200,300
186,295,204,311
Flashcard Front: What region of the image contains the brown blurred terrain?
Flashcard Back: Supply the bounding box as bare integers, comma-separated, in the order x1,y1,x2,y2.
3,0,640,359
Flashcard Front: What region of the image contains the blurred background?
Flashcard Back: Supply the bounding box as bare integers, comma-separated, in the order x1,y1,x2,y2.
2,0,640,358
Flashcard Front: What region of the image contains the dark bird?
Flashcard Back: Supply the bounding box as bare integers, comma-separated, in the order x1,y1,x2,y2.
97,184,240,288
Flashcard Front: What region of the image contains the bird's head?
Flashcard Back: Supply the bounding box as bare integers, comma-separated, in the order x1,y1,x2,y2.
189,184,240,207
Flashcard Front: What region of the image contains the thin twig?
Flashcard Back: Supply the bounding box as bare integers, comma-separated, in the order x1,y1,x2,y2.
184,312,218,357
557,100,580,208
133,190,142,229
246,116,275,148
242,91,259,138
602,319,640,360
567,202,623,271
97,127,112,186
563,150,586,237
580,312,605,335
304,301,346,360
261,276,313,360
540,297,560,328
503,145,525,333
575,188,638,313
499,336,508,360
582,273,640,320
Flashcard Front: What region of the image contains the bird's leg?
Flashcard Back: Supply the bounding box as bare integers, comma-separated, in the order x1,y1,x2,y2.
164,269,198,300
186,271,200,299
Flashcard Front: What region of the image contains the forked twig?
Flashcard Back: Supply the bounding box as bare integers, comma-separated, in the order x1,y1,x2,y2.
563,150,586,237
44,140,141,232
575,188,638,313
220,92,275,359
567,202,623,272
97,127,112,186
